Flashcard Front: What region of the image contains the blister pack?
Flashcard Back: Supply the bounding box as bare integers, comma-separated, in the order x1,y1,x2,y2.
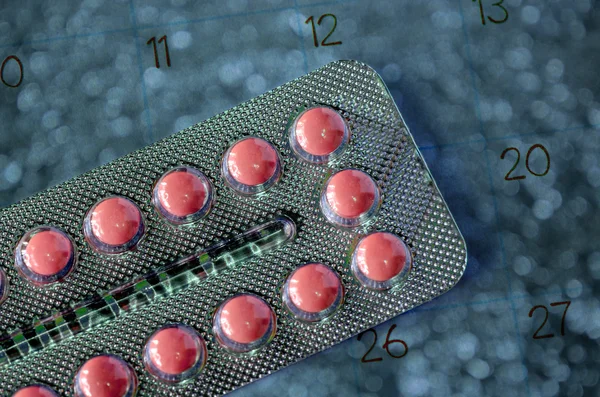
0,60,467,396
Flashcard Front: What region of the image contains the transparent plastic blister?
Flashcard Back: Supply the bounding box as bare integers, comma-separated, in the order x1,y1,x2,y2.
83,196,146,254
143,324,207,384
0,60,467,396
152,166,215,225
282,263,345,323
0,269,7,305
319,169,382,228
288,106,350,164
221,137,283,196
212,294,277,354
14,226,77,286
73,354,138,397
350,232,412,291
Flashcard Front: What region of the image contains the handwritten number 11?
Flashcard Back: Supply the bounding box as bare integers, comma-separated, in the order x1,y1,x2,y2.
147,35,171,68
473,0,509,25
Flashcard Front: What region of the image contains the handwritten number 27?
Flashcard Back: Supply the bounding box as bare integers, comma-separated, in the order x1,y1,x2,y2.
529,301,571,340
473,0,509,25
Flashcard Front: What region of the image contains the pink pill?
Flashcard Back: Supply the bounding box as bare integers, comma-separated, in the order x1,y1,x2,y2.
15,227,76,285
23,229,71,276
84,196,144,254
213,294,276,352
352,232,411,290
153,167,213,224
283,263,343,322
144,324,206,383
74,354,137,397
290,107,349,163
12,385,58,397
0,268,8,304
321,169,380,227
222,137,281,194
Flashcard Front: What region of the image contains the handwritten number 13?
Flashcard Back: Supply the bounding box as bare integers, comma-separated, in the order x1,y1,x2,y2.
473,0,509,25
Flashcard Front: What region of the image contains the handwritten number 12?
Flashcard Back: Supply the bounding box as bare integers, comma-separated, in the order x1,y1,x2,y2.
305,14,342,47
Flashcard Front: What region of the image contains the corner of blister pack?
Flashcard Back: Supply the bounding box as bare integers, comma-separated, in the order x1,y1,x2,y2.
334,59,469,291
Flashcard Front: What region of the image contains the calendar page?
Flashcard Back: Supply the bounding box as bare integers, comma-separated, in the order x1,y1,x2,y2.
0,1,598,396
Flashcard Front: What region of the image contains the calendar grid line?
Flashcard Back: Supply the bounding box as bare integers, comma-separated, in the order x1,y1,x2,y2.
293,0,310,75
128,0,154,143
0,27,134,50
136,5,294,30
457,1,531,396
1,0,592,156
135,0,358,31
412,284,584,314
0,0,351,49
418,122,600,152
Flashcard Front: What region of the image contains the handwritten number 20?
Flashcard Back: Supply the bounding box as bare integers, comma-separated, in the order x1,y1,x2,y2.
358,324,408,363
501,144,550,181
1,55,23,88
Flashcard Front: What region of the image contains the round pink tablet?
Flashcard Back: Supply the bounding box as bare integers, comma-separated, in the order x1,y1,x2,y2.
15,226,76,285
321,169,380,227
13,385,58,397
222,137,281,194
0,268,9,304
352,232,411,290
153,167,213,224
84,196,144,254
144,324,206,383
214,294,276,352
291,107,349,163
283,263,343,322
74,354,137,397
23,229,71,276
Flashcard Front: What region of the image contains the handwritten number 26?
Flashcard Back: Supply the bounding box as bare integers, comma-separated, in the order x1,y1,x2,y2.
357,324,408,363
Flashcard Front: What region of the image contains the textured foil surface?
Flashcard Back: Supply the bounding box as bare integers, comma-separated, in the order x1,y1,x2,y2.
0,60,467,396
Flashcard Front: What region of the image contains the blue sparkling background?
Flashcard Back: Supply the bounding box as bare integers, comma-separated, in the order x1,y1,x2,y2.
1,1,599,396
